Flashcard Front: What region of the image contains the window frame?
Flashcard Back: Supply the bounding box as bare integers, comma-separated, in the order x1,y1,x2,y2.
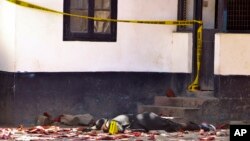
63,0,118,42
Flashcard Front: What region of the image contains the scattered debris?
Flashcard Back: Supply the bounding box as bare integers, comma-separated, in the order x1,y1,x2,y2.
166,88,176,97
0,126,229,140
60,114,94,126
37,115,51,126
216,130,229,137
0,112,230,140
36,113,94,126
199,135,215,141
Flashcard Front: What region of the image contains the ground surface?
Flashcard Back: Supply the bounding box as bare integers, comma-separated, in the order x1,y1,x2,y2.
0,126,229,141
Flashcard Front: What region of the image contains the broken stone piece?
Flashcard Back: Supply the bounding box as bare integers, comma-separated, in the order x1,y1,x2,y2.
60,114,94,126
60,114,77,126
36,115,51,126
73,114,94,125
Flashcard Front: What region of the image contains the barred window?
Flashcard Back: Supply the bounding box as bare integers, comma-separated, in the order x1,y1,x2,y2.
63,0,117,41
227,0,250,31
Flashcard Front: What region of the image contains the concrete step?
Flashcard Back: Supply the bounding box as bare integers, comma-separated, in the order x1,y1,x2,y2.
154,96,217,107
138,105,201,123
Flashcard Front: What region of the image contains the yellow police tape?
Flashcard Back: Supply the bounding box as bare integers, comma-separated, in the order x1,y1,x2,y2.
188,25,203,92
6,0,201,25
109,120,119,135
6,0,203,92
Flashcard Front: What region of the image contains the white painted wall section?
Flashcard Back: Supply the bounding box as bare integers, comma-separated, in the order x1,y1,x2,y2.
171,32,193,72
0,1,16,72
0,0,193,73
215,33,250,75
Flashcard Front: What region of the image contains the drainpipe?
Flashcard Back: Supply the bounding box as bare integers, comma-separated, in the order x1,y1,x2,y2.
191,0,203,90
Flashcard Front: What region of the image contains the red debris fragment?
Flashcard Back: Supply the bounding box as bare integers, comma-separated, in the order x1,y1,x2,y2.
43,112,51,118
166,88,176,97
131,131,142,137
216,123,230,129
113,134,130,139
199,136,215,141
53,115,63,122
96,135,114,140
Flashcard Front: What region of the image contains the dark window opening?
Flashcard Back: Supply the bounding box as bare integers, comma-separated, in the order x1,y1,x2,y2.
227,0,250,31
215,0,218,29
63,0,117,41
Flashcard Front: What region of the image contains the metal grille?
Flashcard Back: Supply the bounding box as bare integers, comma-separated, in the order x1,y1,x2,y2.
227,0,250,31
178,0,193,30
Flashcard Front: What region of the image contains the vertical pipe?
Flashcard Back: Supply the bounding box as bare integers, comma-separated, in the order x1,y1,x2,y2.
193,0,203,73
188,0,203,91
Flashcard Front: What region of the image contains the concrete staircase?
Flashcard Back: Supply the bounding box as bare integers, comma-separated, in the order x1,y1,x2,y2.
138,96,219,123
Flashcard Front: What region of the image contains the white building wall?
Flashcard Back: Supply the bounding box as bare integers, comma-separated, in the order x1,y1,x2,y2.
0,0,193,73
215,33,250,75
0,1,16,72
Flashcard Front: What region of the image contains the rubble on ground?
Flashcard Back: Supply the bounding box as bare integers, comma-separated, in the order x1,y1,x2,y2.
0,112,230,140
0,125,229,140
